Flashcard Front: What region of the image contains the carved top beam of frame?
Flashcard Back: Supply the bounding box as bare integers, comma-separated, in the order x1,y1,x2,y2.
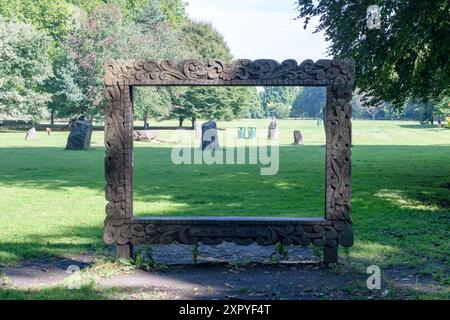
104,58,355,88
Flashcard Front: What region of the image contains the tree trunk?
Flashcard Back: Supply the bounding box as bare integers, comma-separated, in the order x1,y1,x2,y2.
50,110,54,127
191,117,196,129
143,113,148,129
179,117,184,127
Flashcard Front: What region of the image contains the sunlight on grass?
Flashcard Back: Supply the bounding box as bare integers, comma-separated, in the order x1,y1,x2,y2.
375,189,441,211
350,241,402,265
134,198,190,216
0,120,449,273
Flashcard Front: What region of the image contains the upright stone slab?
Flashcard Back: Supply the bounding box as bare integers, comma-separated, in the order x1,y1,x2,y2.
66,120,93,150
267,120,277,140
201,120,219,150
25,127,37,140
293,130,303,144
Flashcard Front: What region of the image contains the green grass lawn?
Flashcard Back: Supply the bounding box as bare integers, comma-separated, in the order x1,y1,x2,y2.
0,120,449,284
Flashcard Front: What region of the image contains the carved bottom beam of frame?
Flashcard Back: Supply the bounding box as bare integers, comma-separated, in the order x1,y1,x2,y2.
104,217,353,251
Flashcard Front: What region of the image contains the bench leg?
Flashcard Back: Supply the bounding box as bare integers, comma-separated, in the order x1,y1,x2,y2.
116,244,133,260
323,245,338,265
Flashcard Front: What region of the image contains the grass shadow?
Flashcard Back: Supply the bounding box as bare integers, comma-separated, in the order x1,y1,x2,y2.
0,144,449,273
397,124,439,129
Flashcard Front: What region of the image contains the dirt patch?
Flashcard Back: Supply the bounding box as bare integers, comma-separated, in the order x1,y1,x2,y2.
0,257,93,288
149,243,316,265
384,265,448,294
101,263,369,300
1,243,447,299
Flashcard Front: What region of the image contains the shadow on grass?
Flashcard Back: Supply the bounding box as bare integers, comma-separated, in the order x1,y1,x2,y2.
0,284,105,300
397,124,439,129
0,225,105,263
0,145,327,217
0,145,449,269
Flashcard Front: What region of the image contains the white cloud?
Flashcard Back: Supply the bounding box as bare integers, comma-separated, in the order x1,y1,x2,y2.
185,0,330,62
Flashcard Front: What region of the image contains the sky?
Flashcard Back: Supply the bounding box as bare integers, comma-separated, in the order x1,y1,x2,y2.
185,0,330,62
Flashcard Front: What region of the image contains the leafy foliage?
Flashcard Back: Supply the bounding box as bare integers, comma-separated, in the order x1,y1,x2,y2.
434,91,450,116
0,0,72,42
133,0,166,29
134,87,173,126
295,0,450,108
180,87,233,121
180,20,232,61
158,0,187,25
291,87,325,118
0,0,186,121
402,98,435,124
60,2,183,118
238,88,264,119
261,87,301,118
172,20,256,124
0,19,53,120
269,103,292,119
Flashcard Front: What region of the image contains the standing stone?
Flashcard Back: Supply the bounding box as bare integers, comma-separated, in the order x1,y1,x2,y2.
201,120,219,150
133,130,158,141
66,120,93,150
293,130,303,145
25,127,37,140
267,119,277,140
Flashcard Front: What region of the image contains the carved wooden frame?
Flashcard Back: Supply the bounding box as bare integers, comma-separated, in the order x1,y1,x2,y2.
103,58,355,264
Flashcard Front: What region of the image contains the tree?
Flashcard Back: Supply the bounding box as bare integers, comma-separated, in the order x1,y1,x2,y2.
49,57,86,120
67,0,149,21
402,98,435,124
1,0,179,121
180,87,234,126
270,103,291,119
0,0,75,123
174,20,250,126
352,91,385,120
0,18,53,121
180,20,232,61
291,87,325,118
0,0,71,43
133,87,172,128
261,87,301,117
133,0,165,28
62,4,129,118
158,0,187,25
238,88,264,119
295,1,450,109
434,90,450,116
61,2,182,119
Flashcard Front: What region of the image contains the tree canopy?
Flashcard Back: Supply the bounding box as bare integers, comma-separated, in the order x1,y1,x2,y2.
172,20,260,126
261,87,301,118
0,0,188,122
291,87,325,118
295,0,450,109
0,18,53,120
56,1,183,119
5,1,446,124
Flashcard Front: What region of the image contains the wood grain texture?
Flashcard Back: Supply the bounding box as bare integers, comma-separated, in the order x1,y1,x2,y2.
103,58,355,261
104,58,354,88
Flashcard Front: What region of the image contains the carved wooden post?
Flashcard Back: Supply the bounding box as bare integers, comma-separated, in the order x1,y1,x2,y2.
323,60,355,264
103,72,134,259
